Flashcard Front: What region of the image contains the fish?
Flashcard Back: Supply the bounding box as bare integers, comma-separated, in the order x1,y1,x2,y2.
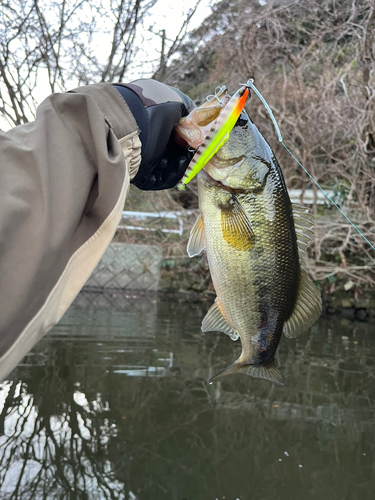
176,91,322,386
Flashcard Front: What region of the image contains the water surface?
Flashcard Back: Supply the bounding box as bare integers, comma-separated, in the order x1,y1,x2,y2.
1,291,374,499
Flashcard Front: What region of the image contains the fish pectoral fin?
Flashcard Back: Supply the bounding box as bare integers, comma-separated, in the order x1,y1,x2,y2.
292,203,315,259
210,358,285,386
187,214,205,257
201,299,239,341
283,268,322,339
220,195,255,251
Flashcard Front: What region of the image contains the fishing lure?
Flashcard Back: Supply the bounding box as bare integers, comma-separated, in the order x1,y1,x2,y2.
177,85,250,190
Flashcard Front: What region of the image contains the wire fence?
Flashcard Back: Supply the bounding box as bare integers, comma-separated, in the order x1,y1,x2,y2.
85,210,194,292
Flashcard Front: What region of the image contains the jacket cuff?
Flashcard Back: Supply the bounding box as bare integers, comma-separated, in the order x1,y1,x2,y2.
70,82,141,179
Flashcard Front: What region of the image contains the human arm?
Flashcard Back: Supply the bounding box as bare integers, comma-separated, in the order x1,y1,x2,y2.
0,80,193,380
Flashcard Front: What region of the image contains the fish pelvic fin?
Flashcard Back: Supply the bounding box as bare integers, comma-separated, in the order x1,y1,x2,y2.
209,358,285,386
201,299,239,341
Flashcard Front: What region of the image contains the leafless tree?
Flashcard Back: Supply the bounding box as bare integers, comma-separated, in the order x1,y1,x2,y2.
165,0,375,290
0,0,202,129
1,0,157,127
151,0,203,81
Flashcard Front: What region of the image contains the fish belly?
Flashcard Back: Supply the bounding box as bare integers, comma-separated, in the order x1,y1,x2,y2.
200,194,266,356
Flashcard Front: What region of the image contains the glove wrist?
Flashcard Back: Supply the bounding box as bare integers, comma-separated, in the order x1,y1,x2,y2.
113,85,150,161
113,79,195,190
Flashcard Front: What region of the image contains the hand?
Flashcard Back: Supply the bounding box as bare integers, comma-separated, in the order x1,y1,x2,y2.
114,79,195,190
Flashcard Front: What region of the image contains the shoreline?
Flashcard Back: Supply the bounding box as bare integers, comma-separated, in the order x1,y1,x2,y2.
82,286,375,324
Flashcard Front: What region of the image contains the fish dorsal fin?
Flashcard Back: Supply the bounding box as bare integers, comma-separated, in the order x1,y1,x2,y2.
292,203,314,258
187,214,205,257
220,196,255,251
201,299,239,341
283,268,322,339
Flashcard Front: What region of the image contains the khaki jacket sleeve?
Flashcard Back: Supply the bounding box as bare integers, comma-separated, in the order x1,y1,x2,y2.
0,82,141,380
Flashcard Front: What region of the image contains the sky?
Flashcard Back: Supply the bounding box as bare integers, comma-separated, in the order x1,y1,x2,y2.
0,0,212,130
30,0,213,108
146,0,212,54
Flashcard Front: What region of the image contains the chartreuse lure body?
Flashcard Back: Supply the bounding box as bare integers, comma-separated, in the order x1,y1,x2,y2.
177,86,249,190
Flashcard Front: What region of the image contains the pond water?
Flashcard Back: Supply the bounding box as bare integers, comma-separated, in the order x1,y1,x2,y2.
0,291,375,500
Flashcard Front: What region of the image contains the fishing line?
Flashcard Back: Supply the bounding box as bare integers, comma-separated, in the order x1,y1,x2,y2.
245,79,375,252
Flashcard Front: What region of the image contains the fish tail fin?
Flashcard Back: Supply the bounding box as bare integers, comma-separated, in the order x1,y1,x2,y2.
209,358,285,386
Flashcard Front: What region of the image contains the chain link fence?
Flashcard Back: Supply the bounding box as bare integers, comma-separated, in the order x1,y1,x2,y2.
85,242,164,291
84,210,194,292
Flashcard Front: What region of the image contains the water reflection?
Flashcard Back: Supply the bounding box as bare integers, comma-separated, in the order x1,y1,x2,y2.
1,291,375,499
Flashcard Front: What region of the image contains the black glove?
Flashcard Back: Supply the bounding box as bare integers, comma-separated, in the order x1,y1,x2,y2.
113,79,196,190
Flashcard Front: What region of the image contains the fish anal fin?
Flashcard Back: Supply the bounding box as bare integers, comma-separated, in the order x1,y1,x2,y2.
220,196,254,251
210,358,285,386
187,214,205,257
201,299,239,341
283,268,322,339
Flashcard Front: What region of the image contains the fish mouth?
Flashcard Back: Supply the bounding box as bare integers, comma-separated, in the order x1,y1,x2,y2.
201,168,248,195
200,168,228,189
200,168,220,185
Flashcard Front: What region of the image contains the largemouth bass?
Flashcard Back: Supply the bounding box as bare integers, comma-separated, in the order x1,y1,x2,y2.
177,90,321,385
